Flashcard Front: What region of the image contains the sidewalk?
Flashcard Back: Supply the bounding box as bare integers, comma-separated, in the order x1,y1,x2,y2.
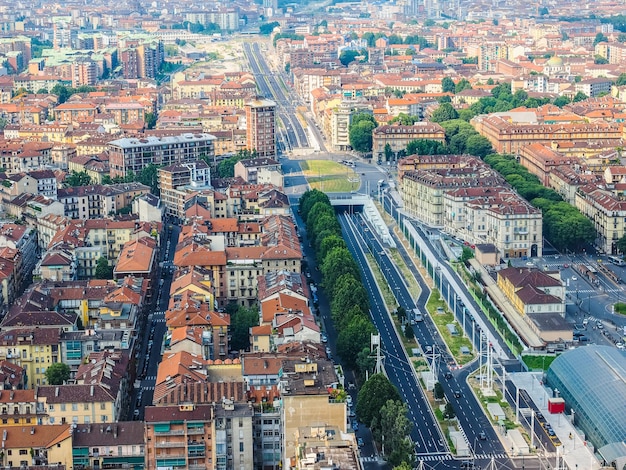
509,372,601,470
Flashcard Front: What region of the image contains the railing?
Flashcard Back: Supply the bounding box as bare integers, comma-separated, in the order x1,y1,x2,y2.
155,441,186,448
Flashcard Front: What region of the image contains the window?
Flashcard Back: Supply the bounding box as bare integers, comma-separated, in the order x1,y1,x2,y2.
49,405,54,412
72,403,78,411
84,403,90,411
60,404,66,412
239,442,244,452
19,450,27,455
100,403,106,410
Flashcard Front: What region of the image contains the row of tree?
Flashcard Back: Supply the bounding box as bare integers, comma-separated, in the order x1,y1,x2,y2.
484,154,595,251
65,163,161,196
356,374,415,467
299,190,414,467
299,189,377,375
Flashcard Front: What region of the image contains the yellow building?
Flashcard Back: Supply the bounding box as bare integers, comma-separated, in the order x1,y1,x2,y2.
575,186,626,254
0,328,61,388
0,424,73,468
36,384,117,425
0,389,45,426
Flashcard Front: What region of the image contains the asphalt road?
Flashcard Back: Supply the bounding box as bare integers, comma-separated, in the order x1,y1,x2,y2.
339,213,454,460
130,222,180,420
243,42,310,150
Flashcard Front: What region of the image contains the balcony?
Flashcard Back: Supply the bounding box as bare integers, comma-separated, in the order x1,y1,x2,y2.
156,441,186,448
155,429,185,436
188,465,207,470
187,428,205,435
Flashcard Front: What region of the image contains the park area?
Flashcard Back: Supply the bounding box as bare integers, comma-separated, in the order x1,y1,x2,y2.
300,160,360,192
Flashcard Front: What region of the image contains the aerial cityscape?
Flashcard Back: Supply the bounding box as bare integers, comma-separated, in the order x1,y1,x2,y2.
0,0,624,469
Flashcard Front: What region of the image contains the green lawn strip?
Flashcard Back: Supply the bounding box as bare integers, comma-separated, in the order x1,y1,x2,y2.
388,248,421,297
307,176,358,192
425,291,475,365
365,253,398,310
522,355,557,371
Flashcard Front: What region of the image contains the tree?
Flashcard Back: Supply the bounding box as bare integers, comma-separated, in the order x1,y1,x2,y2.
45,363,70,385
594,55,609,64
465,134,493,158
349,120,376,153
356,347,376,378
617,73,626,86
94,257,113,279
553,95,571,107
318,234,346,260
337,316,376,369
50,84,73,104
441,77,455,94
434,382,445,400
594,32,609,45
259,22,279,35
330,274,369,324
339,49,359,66
307,201,336,233
393,463,413,470
138,163,160,195
230,304,259,351
461,246,474,262
455,78,472,93
145,112,157,129
299,189,331,220
403,324,414,340
321,247,360,291
395,306,407,323
356,374,401,428
430,103,458,122
216,149,257,178
617,234,626,254
64,170,92,187
390,113,420,125
618,33,626,43
444,402,456,419
384,143,393,161
573,91,588,102
371,400,414,467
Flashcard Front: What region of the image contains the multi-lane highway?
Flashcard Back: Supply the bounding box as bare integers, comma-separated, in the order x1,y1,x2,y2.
339,213,452,462
347,212,512,463
243,42,310,150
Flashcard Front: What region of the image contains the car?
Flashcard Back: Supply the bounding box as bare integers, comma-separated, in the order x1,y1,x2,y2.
425,345,433,354
352,421,359,431
321,334,328,343
573,331,584,337
460,461,475,468
478,431,487,440
563,263,569,268
571,276,578,281
346,395,353,406
548,429,556,437
578,335,589,342
444,371,452,380
357,437,364,447
454,390,461,398
348,409,356,417
535,412,544,420
133,409,140,417
596,321,604,329
325,347,332,356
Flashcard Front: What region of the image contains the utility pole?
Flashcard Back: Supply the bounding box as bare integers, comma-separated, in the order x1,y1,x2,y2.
372,333,384,374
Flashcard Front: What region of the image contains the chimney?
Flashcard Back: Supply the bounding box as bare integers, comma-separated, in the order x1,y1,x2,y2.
55,387,59,397
90,385,94,396
30,427,34,435
113,424,118,438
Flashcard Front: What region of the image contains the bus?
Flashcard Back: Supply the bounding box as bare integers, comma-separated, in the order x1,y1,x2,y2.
608,255,625,266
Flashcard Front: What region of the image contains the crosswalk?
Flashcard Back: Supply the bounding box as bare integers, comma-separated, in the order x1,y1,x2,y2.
143,386,155,391
144,375,156,381
412,453,508,462
152,318,166,323
570,288,623,294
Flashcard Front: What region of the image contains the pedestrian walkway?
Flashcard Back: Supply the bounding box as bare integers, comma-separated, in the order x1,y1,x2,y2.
509,372,601,470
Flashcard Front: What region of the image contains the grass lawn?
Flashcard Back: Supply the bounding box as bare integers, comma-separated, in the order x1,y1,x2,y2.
425,290,476,365
388,248,421,297
522,355,557,371
365,253,398,311
301,160,359,193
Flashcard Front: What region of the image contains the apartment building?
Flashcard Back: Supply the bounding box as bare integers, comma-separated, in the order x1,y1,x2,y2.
72,422,145,470
372,122,445,162
158,160,212,216
0,424,73,468
245,99,276,159
144,401,254,470
497,267,565,317
400,158,505,227
108,134,216,178
472,114,622,155
575,185,626,254
57,182,151,219
517,143,580,186
234,157,283,186
0,389,44,426
36,384,118,425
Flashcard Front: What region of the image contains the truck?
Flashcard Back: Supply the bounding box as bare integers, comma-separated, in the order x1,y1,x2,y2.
412,308,423,323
